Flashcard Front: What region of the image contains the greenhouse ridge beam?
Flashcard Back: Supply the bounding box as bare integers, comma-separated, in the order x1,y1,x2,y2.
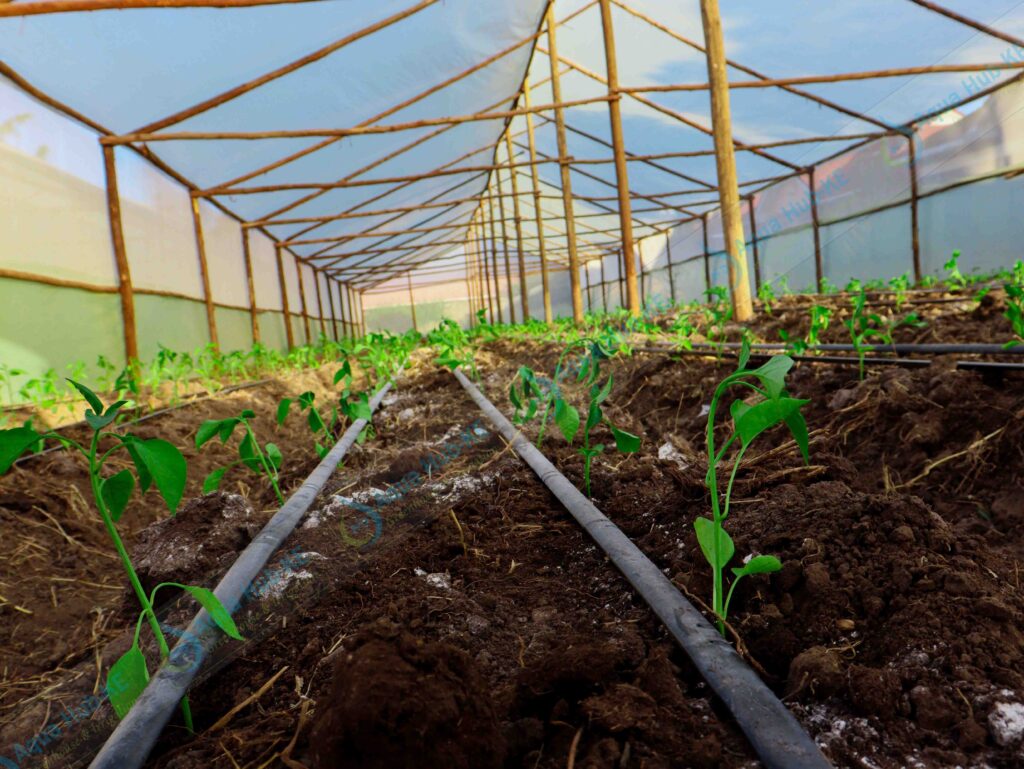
0,0,328,17
904,0,1024,48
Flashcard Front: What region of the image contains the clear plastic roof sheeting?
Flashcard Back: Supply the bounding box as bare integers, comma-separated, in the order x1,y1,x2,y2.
1,0,1022,293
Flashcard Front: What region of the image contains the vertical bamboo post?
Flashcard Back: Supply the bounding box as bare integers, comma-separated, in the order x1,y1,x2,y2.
907,130,922,282
523,78,553,323
583,260,592,313
407,273,418,332
240,228,261,344
746,194,761,292
546,5,584,323
600,255,609,312
274,244,295,349
494,173,517,323
808,167,824,291
190,197,220,350
358,290,367,336
638,243,647,307
479,212,495,323
345,283,356,339
701,213,711,293
486,189,504,323
296,259,312,344
504,130,530,321
313,269,327,340
464,230,476,327
326,277,340,342
101,145,139,364
336,279,349,339
617,249,626,307
598,0,641,315
665,231,676,303
699,0,753,321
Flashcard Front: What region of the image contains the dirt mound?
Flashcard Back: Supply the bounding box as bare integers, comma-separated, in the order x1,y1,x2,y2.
309,621,504,769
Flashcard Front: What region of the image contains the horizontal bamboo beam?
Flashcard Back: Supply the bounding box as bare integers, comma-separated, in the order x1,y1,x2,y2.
102,96,611,144
623,60,1024,92
905,0,1024,48
0,0,325,15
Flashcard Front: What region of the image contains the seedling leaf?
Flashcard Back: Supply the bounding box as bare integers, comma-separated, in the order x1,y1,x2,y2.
734,397,808,448
238,432,262,473
68,379,104,415
203,467,228,494
265,442,283,471
106,643,149,719
276,399,292,425
609,425,641,453
181,585,243,641
101,469,135,522
554,398,580,444
133,439,187,513
731,554,782,578
0,426,43,473
694,516,735,570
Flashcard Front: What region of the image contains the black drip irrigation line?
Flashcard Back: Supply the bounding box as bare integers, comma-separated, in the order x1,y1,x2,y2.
451,369,832,769
88,374,398,769
633,346,1024,374
12,379,272,467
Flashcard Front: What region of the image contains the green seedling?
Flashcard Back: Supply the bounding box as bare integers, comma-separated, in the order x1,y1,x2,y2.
0,381,241,726
702,286,733,349
944,249,968,291
888,273,912,310
779,304,831,355
670,312,697,350
845,289,926,379
197,410,285,505
1004,283,1024,348
819,276,838,295
19,369,62,413
757,282,776,315
700,341,809,634
0,364,25,406
277,391,338,460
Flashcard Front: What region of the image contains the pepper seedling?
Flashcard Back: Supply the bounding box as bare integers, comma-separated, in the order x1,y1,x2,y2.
700,341,809,635
277,391,338,460
197,410,285,505
0,381,241,726
779,304,831,355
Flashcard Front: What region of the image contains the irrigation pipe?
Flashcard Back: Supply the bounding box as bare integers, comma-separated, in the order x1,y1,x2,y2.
12,379,273,466
88,375,397,769
651,341,1024,356
451,368,832,769
633,347,1024,373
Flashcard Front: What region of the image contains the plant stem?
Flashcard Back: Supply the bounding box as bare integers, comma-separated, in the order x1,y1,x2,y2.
244,420,285,505
88,432,193,731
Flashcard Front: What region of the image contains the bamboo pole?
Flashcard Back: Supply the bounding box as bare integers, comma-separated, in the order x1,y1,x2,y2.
598,0,640,315
406,273,418,333
699,0,753,320
907,131,922,282
664,231,676,303
240,228,261,344
296,260,312,344
545,6,583,323
701,213,711,293
101,145,139,364
808,168,824,290
327,277,340,342
746,194,761,292
190,197,220,350
486,189,504,323
619,60,1024,91
358,291,367,337
617,249,626,307
600,256,608,312
523,79,553,323
274,245,295,349
479,214,495,324
493,173,517,324
102,96,612,144
583,261,592,313
905,0,1024,47
0,0,323,16
505,131,530,321
313,270,327,340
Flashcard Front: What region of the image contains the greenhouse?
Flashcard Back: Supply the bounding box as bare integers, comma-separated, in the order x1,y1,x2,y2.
1,0,1024,767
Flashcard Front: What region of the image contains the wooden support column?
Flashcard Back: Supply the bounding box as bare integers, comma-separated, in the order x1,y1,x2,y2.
637,243,647,306
407,273,418,332
746,194,761,292
274,244,295,349
313,269,327,340
296,259,312,344
664,231,676,303
101,145,139,363
480,215,495,323
505,130,530,321
523,79,552,323
190,197,220,350
699,0,753,320
546,5,584,323
600,256,609,312
486,189,504,323
598,0,640,315
583,262,592,313
345,283,356,339
907,130,922,282
494,174,517,323
358,290,367,336
701,213,711,293
617,249,626,307
808,167,824,291
240,227,261,344
326,277,340,342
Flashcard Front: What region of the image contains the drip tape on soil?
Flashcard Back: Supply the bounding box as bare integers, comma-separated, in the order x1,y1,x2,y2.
451,368,833,769
86,374,398,769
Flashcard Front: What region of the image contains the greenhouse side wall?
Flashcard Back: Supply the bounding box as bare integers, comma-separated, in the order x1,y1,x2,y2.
0,78,336,401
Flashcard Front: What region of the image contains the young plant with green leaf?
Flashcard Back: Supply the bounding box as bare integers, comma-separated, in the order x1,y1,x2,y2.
699,342,808,634
757,281,776,315
779,304,831,355
277,391,337,460
944,249,968,291
845,289,926,379
0,381,241,725
196,410,285,505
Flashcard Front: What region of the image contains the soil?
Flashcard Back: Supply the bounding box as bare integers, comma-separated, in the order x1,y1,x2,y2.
1,293,1023,769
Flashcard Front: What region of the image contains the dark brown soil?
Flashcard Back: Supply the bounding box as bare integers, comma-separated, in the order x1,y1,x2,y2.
3,295,1023,769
